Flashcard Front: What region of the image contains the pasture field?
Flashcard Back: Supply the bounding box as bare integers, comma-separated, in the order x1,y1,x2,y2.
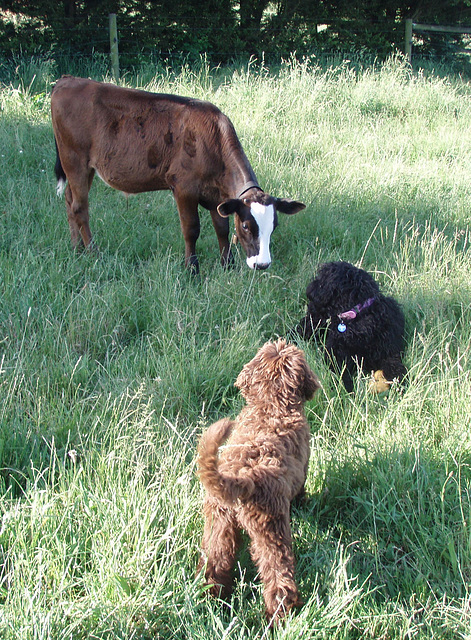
0,54,470,638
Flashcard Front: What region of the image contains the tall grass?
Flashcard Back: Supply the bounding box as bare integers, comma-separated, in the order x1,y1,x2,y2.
0,54,470,638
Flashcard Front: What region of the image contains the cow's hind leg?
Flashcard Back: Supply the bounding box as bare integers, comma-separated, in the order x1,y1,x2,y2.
65,184,82,249
174,191,200,273
65,170,95,250
210,208,234,268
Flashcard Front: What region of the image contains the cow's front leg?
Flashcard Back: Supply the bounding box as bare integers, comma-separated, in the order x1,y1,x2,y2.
174,193,200,273
210,208,234,268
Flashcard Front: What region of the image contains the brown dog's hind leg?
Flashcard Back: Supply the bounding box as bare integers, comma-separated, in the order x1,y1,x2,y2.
198,500,241,599
242,509,302,625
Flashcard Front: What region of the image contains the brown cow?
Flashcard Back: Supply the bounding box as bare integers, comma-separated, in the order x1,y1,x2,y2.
51,76,306,272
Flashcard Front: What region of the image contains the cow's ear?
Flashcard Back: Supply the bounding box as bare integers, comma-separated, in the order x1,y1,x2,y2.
217,199,243,218
275,198,306,215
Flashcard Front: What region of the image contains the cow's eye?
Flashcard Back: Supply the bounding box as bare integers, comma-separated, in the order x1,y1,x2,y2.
242,222,249,232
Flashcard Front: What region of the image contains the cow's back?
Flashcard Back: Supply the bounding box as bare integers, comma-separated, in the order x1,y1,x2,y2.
51,76,230,195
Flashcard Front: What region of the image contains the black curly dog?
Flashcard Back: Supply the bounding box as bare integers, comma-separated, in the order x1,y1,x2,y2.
295,261,406,392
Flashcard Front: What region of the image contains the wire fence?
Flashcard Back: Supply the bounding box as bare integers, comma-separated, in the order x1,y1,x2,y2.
1,12,470,83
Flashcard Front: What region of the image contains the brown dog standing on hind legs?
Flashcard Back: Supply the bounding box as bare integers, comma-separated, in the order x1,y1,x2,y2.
197,339,320,625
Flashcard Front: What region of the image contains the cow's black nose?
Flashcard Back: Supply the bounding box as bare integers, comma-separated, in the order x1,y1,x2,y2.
255,262,270,270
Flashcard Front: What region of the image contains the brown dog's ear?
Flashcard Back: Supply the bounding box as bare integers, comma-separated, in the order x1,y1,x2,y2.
302,364,320,401
235,363,251,393
276,347,320,403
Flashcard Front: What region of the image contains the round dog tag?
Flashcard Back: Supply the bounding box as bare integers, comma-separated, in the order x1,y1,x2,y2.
337,322,347,333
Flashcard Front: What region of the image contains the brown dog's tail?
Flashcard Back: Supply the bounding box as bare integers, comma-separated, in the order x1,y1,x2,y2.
197,418,255,503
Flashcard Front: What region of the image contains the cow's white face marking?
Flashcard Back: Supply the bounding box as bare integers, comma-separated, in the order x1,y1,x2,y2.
246,202,275,269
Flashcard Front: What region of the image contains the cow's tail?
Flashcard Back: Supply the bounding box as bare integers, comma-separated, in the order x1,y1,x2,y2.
54,137,66,197
197,418,255,503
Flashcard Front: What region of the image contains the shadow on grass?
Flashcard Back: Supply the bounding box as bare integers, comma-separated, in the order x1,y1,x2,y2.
294,443,471,606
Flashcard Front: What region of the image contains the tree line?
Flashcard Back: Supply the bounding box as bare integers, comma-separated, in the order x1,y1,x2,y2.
1,0,471,64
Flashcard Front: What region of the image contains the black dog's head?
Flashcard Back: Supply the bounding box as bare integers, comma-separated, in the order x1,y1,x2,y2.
306,261,380,318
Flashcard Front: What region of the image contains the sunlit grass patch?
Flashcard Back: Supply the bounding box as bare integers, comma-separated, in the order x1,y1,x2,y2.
0,54,470,638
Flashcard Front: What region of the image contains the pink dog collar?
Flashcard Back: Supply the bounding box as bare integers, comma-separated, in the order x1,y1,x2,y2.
337,297,376,332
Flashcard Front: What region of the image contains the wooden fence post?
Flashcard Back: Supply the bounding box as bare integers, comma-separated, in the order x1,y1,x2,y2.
404,18,413,62
109,13,119,81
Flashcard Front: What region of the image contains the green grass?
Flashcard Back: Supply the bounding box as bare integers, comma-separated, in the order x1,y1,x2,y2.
0,54,471,638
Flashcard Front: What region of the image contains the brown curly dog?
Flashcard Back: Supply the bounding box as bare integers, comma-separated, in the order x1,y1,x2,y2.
197,339,320,625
